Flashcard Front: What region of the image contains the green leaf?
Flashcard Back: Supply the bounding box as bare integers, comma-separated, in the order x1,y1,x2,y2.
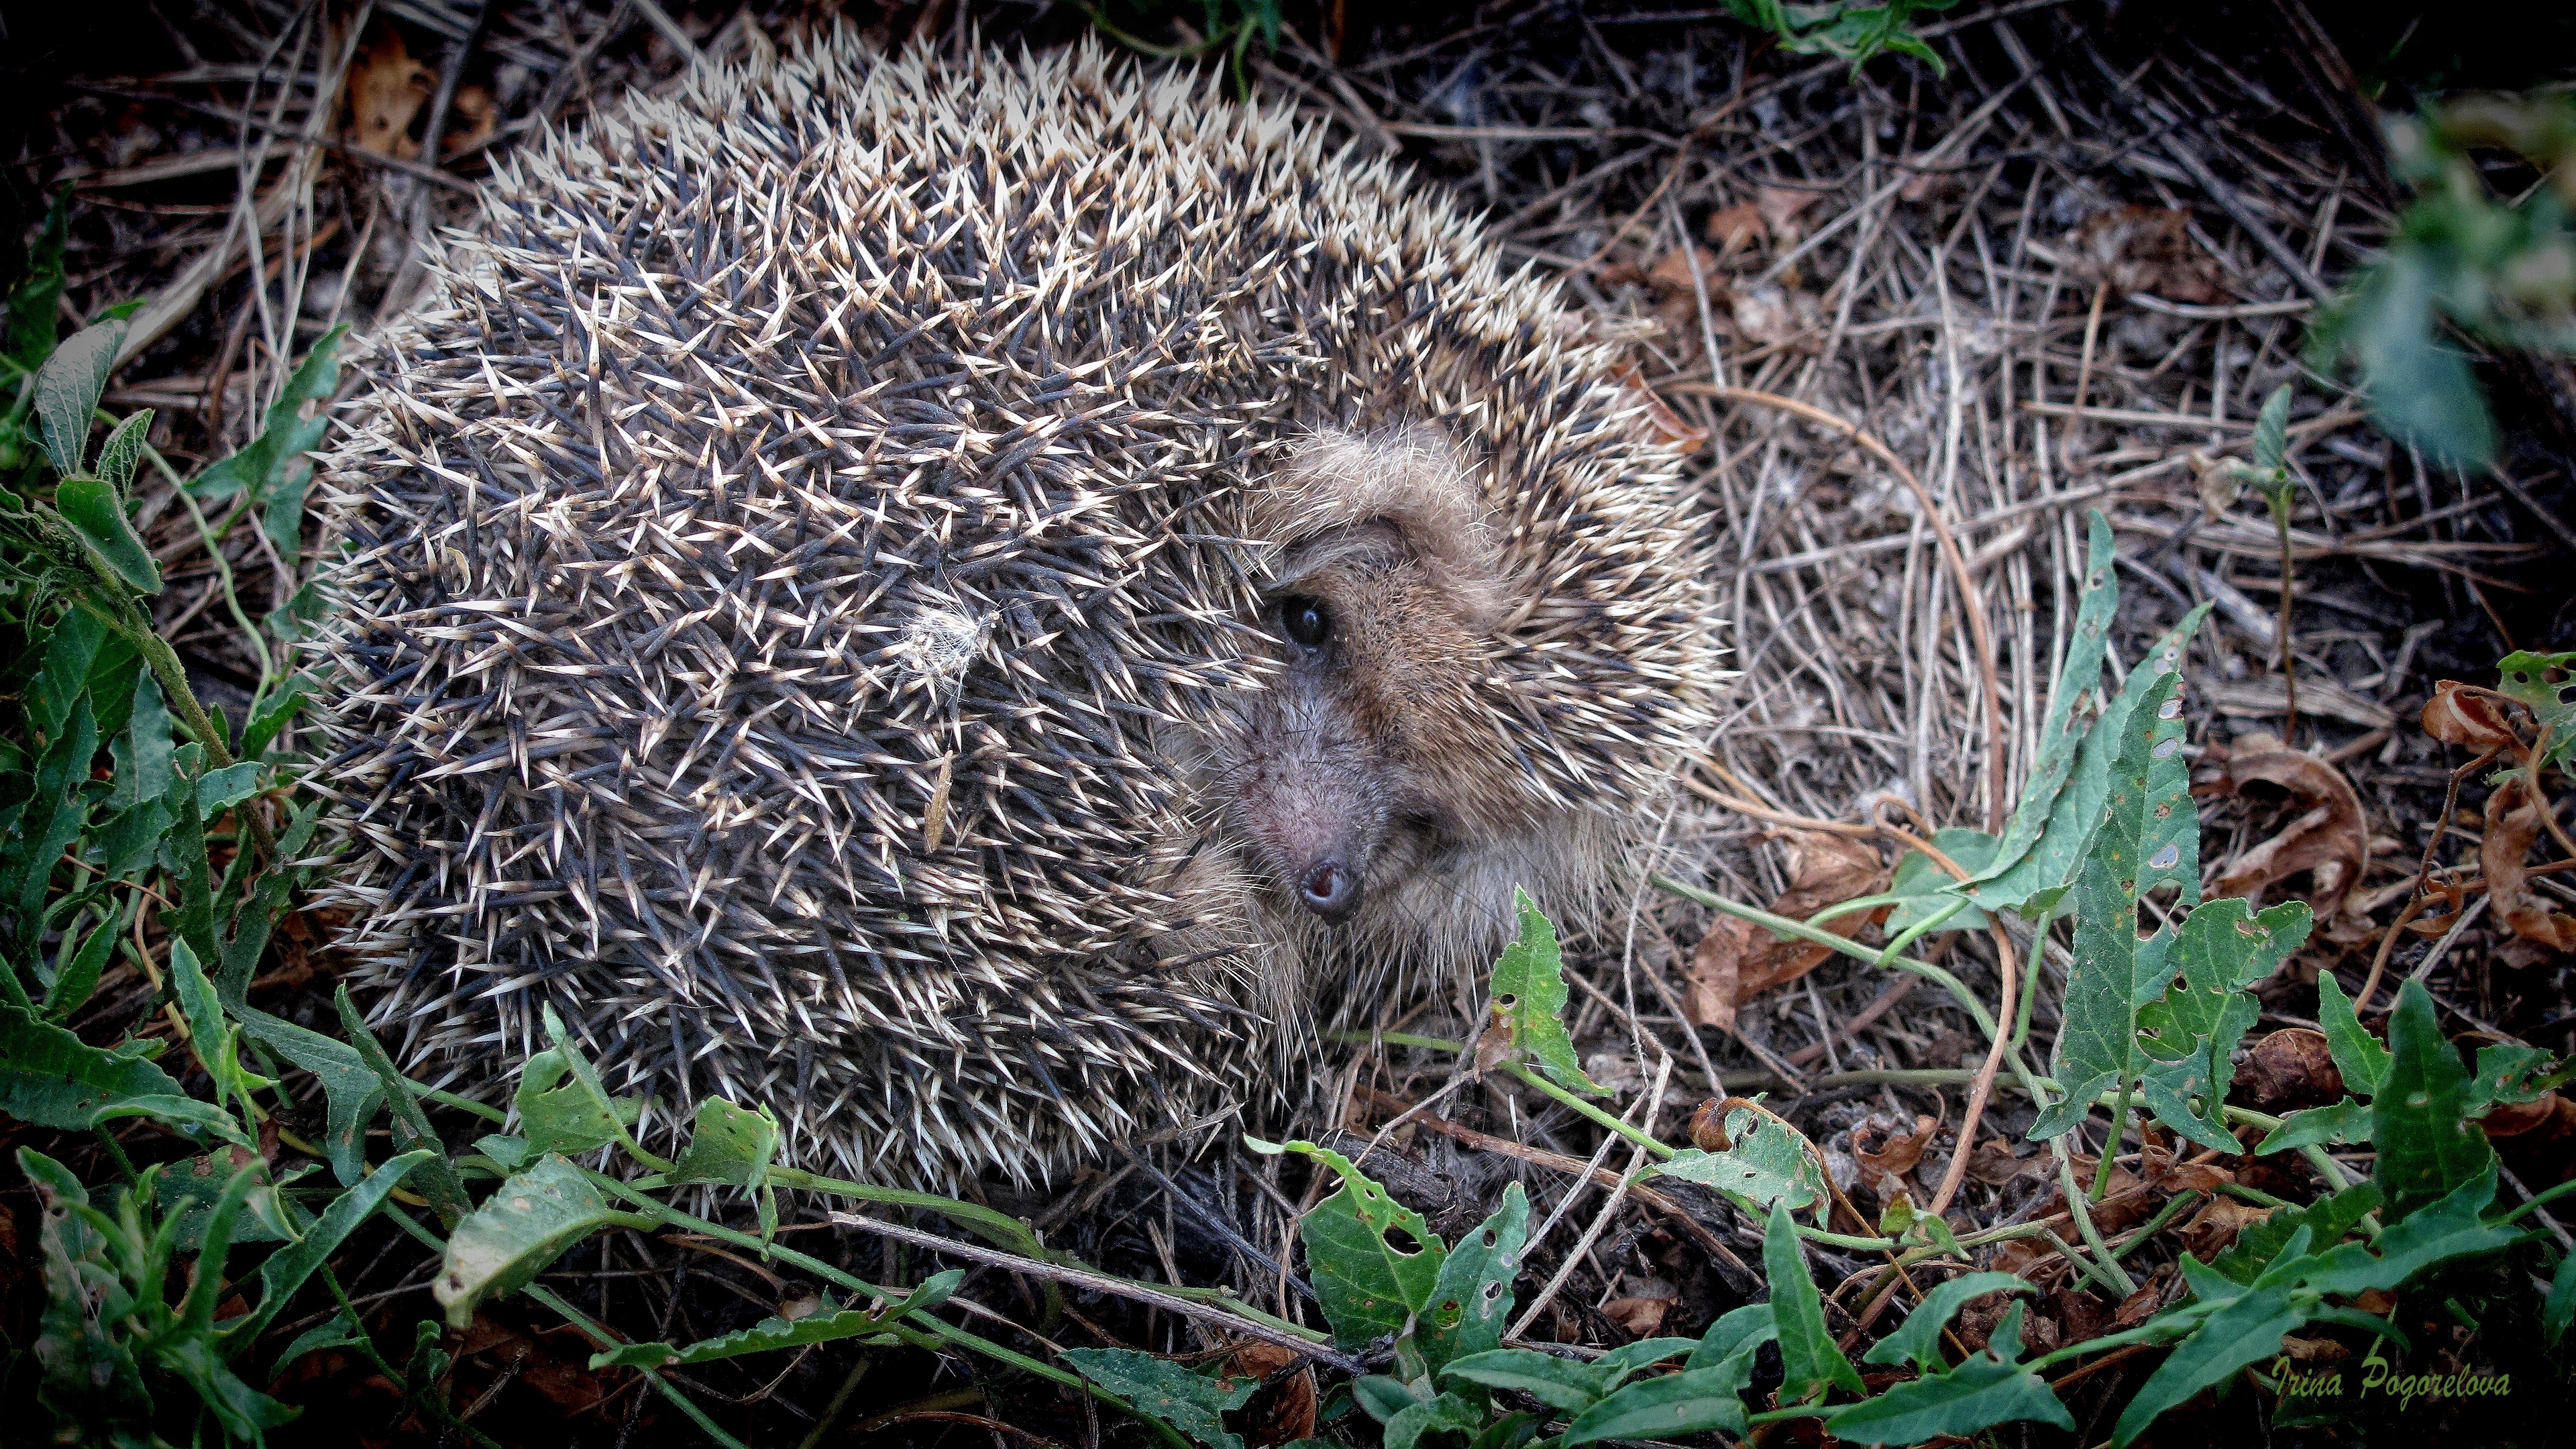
2325,248,2496,470
667,1097,780,1187
265,579,330,645
2135,897,2313,1151
28,604,128,742
596,1271,961,1371
2545,1250,2576,1348
2470,1042,2571,1110
517,1044,647,1161
1440,1348,1609,1412
2496,650,2575,771
1954,513,2118,906
2255,1097,2373,1155
32,319,125,477
2211,1181,2382,1285
1860,1272,2033,1370
1764,1197,1864,1402
1652,1102,1825,1216
0,999,182,1130
192,324,346,512
2294,1167,2518,1299
53,476,162,593
433,1155,652,1329
2373,979,2495,1217
2251,384,2293,477
21,1148,156,1436
1595,1336,1701,1382
1884,828,1998,933
170,936,270,1122
221,1150,431,1350
536,1002,662,1169
270,1309,370,1380
111,667,174,812
2316,973,2390,1097
4,694,94,931
1063,1346,1259,1449
93,409,152,499
153,1148,297,1252
241,671,313,759
227,997,385,1187
1254,1137,1445,1350
1833,1307,2074,1445
1562,1363,1752,1444
40,907,117,1018
1383,1391,1485,1449
1352,1373,1422,1424
335,983,474,1226
1415,1181,1527,1373
1485,886,1607,1094
2031,667,2200,1141
2112,1284,2308,1447
1967,605,2210,919
1686,1301,1777,1370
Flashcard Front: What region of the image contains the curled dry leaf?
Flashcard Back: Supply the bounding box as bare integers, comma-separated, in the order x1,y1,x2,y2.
1611,360,1710,451
2140,1139,2235,1194
2070,205,2226,304
1704,201,1766,256
347,26,433,159
1605,1295,1676,1338
1756,184,1827,246
1648,241,1725,295
1966,1136,2047,1186
2421,679,2521,755
2177,1196,2271,1260
1684,832,1888,1030
2210,735,2369,924
2114,1269,2175,1329
2481,1091,2576,1185
1850,1112,1939,1199
2230,1028,2345,1114
1230,1341,1318,1448
2483,775,2576,951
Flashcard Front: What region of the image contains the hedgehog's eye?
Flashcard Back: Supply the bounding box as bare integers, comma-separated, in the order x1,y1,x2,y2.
1281,596,1332,651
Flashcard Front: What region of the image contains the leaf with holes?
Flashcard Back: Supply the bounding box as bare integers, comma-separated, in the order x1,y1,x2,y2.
1250,1138,1445,1349
433,1156,655,1330
1416,1181,1527,1371
1480,887,1607,1094
2135,897,2313,1152
2496,649,2576,771
1652,1103,1825,1216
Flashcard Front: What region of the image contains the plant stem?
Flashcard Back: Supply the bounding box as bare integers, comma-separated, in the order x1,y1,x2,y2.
2053,1139,2137,1296
2090,1081,2131,1203
2273,490,2298,742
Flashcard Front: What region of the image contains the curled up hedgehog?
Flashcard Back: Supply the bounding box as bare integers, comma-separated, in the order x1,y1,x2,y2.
312,32,1729,1189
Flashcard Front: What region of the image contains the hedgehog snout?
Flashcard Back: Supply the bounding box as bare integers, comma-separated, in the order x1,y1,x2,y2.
1222,692,1391,927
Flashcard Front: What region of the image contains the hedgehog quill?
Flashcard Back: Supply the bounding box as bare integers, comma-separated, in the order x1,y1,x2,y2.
312,33,1729,1188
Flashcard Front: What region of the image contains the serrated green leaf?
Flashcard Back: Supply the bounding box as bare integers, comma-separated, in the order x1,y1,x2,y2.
2033,668,2204,1142
2255,1097,2373,1155
1064,1346,1260,1449
221,1150,430,1350
1441,1347,1607,1412
1562,1362,1752,1443
192,325,346,507
1834,1332,2073,1444
2294,1167,2516,1299
596,1271,960,1371
1265,1138,1445,1349
433,1155,651,1329
0,999,182,1130
225,996,384,1187
2316,973,2389,1097
1652,1103,1825,1216
1417,1181,1527,1371
2496,649,2575,771
516,1044,645,1160
2111,1284,2307,1447
2211,1181,2381,1285
1486,886,1606,1094
1860,1272,2033,1371
1966,606,2210,918
33,319,125,477
536,1002,661,1169
53,476,162,592
2373,979,2495,1217
2135,897,2313,1151
1764,1197,1864,1403
93,409,152,498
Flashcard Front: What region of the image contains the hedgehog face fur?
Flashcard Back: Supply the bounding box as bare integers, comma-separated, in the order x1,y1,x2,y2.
311,33,1728,1189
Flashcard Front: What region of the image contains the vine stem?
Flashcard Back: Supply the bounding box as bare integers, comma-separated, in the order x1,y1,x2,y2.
2273,488,2299,742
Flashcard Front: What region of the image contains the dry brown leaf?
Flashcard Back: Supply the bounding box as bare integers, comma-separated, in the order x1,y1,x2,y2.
1231,1342,1318,1448
1648,242,1724,295
445,83,496,158
2232,1028,2346,1114
2211,740,2368,922
2114,1273,2170,1329
1684,833,1888,1029
2070,205,2226,304
1851,1113,1938,1198
1756,184,1827,245
2140,1138,2235,1193
1612,360,1709,451
2045,1288,2110,1346
2483,775,2576,951
2178,1197,2271,1260
1605,1296,1675,1337
1729,282,1823,350
347,27,433,159
2421,680,2521,754
1966,1136,2047,1185
1704,201,1766,256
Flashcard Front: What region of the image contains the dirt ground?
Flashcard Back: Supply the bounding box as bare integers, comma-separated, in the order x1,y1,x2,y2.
4,1,2573,1444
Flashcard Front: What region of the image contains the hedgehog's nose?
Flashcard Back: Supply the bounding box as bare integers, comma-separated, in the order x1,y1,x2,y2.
1297,857,1360,924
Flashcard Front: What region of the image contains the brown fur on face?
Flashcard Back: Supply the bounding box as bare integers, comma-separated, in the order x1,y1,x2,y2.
1196,427,1621,1019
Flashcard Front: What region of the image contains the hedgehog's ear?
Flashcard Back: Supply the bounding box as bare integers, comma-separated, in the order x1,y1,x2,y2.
1265,427,1511,628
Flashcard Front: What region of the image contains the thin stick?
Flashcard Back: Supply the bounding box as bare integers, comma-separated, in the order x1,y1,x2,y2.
1507,1055,1671,1340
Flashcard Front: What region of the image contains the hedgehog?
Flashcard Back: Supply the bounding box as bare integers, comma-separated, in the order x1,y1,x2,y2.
310,30,1728,1189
